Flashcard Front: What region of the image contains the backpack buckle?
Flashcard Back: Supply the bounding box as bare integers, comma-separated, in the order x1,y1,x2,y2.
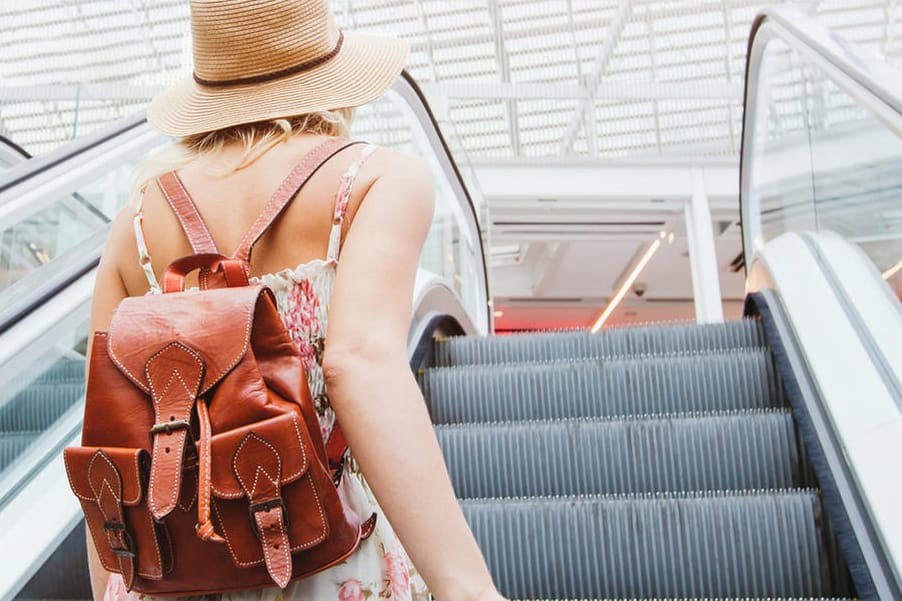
149,420,191,435
103,520,136,559
249,497,290,536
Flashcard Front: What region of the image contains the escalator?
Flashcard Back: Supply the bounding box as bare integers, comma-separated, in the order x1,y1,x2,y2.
2,6,901,601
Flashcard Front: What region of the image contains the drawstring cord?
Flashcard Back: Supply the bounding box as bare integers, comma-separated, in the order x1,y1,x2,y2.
194,399,224,543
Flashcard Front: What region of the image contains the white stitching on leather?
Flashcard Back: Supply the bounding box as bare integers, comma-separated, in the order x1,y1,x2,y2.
212,500,259,568
147,369,192,517
289,414,308,474
145,343,203,517
87,451,121,503
107,294,255,397
289,475,328,552
212,414,306,497
106,317,149,394
137,507,164,579
199,297,254,395
233,432,282,497
81,500,116,572
64,453,94,501
129,451,142,505
177,471,197,512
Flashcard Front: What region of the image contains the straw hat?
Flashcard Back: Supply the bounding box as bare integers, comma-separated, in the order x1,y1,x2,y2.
147,0,409,137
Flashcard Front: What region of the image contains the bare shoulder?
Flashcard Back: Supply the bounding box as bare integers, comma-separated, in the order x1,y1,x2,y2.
101,201,147,296
356,146,435,221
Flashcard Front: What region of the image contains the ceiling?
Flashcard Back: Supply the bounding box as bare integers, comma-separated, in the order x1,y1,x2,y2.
1,0,898,330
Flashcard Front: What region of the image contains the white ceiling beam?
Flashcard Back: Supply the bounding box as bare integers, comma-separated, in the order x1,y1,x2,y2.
532,243,569,297
487,0,521,156
422,81,742,101
559,0,633,156
474,162,739,205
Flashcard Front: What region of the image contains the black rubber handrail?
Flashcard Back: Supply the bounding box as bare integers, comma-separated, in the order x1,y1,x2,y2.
399,70,492,321
0,112,147,195
0,135,31,160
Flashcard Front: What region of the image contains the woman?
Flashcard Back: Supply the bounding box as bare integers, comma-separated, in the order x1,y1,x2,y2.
86,1,503,601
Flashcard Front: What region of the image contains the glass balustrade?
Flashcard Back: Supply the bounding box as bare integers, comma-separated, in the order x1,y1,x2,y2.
743,20,902,299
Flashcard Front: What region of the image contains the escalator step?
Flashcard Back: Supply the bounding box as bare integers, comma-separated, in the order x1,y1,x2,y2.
7,358,85,389
423,350,784,424
437,409,806,498
33,358,85,384
0,432,38,472
434,320,765,367
462,490,843,599
0,383,83,431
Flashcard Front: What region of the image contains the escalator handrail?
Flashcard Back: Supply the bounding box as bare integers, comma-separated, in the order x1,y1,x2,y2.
0,135,31,161
748,6,902,121
0,112,147,196
397,70,491,327
739,6,902,271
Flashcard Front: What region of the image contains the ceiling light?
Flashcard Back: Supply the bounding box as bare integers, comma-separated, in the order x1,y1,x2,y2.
493,311,504,318
590,239,662,333
883,259,902,280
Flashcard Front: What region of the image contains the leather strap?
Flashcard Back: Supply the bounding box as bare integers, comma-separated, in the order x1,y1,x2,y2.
360,513,377,540
144,343,204,522
157,172,220,255
194,397,224,543
162,253,249,293
231,138,363,263
87,450,136,589
234,431,291,588
325,423,347,474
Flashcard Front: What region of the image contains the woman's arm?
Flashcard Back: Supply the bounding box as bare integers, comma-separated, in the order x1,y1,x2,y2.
84,210,134,601
323,153,503,601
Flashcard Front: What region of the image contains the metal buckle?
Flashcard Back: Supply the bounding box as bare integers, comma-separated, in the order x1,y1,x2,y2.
149,420,191,435
103,520,126,532
332,452,346,486
103,521,136,559
248,497,289,536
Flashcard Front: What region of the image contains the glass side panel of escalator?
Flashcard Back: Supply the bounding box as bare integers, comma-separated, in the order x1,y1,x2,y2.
745,27,902,298
0,311,89,509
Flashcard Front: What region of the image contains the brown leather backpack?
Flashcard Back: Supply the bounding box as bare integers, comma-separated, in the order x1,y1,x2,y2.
64,138,374,595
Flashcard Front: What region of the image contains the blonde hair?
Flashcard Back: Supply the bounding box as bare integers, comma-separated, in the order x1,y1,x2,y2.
131,107,354,207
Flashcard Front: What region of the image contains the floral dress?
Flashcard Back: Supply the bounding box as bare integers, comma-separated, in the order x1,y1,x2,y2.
114,144,429,601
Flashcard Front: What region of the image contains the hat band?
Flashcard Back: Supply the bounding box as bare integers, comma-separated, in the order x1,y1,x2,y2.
193,32,345,87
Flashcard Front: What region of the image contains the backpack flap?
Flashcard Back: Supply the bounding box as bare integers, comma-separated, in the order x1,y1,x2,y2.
106,285,276,397
208,412,327,588
64,447,165,588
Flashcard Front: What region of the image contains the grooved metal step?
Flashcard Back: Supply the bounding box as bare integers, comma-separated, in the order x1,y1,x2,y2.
437,410,807,498
434,320,765,367
461,490,839,600
423,350,785,424
0,383,83,431
0,432,39,472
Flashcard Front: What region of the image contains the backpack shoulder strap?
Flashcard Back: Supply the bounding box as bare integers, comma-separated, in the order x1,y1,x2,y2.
156,171,220,255
231,138,364,263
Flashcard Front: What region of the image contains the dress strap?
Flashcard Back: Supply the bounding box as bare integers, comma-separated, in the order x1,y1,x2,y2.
231,138,364,263
326,144,376,263
133,188,162,292
156,171,220,255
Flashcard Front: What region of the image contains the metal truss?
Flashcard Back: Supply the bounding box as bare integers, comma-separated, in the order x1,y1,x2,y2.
0,0,897,159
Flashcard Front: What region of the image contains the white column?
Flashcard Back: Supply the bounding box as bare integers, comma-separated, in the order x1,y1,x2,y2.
685,167,725,323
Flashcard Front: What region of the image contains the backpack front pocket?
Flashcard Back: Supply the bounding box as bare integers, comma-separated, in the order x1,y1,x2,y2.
209,412,329,571
64,446,165,588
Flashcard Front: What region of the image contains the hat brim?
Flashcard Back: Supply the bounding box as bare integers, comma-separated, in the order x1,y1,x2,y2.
147,32,408,138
